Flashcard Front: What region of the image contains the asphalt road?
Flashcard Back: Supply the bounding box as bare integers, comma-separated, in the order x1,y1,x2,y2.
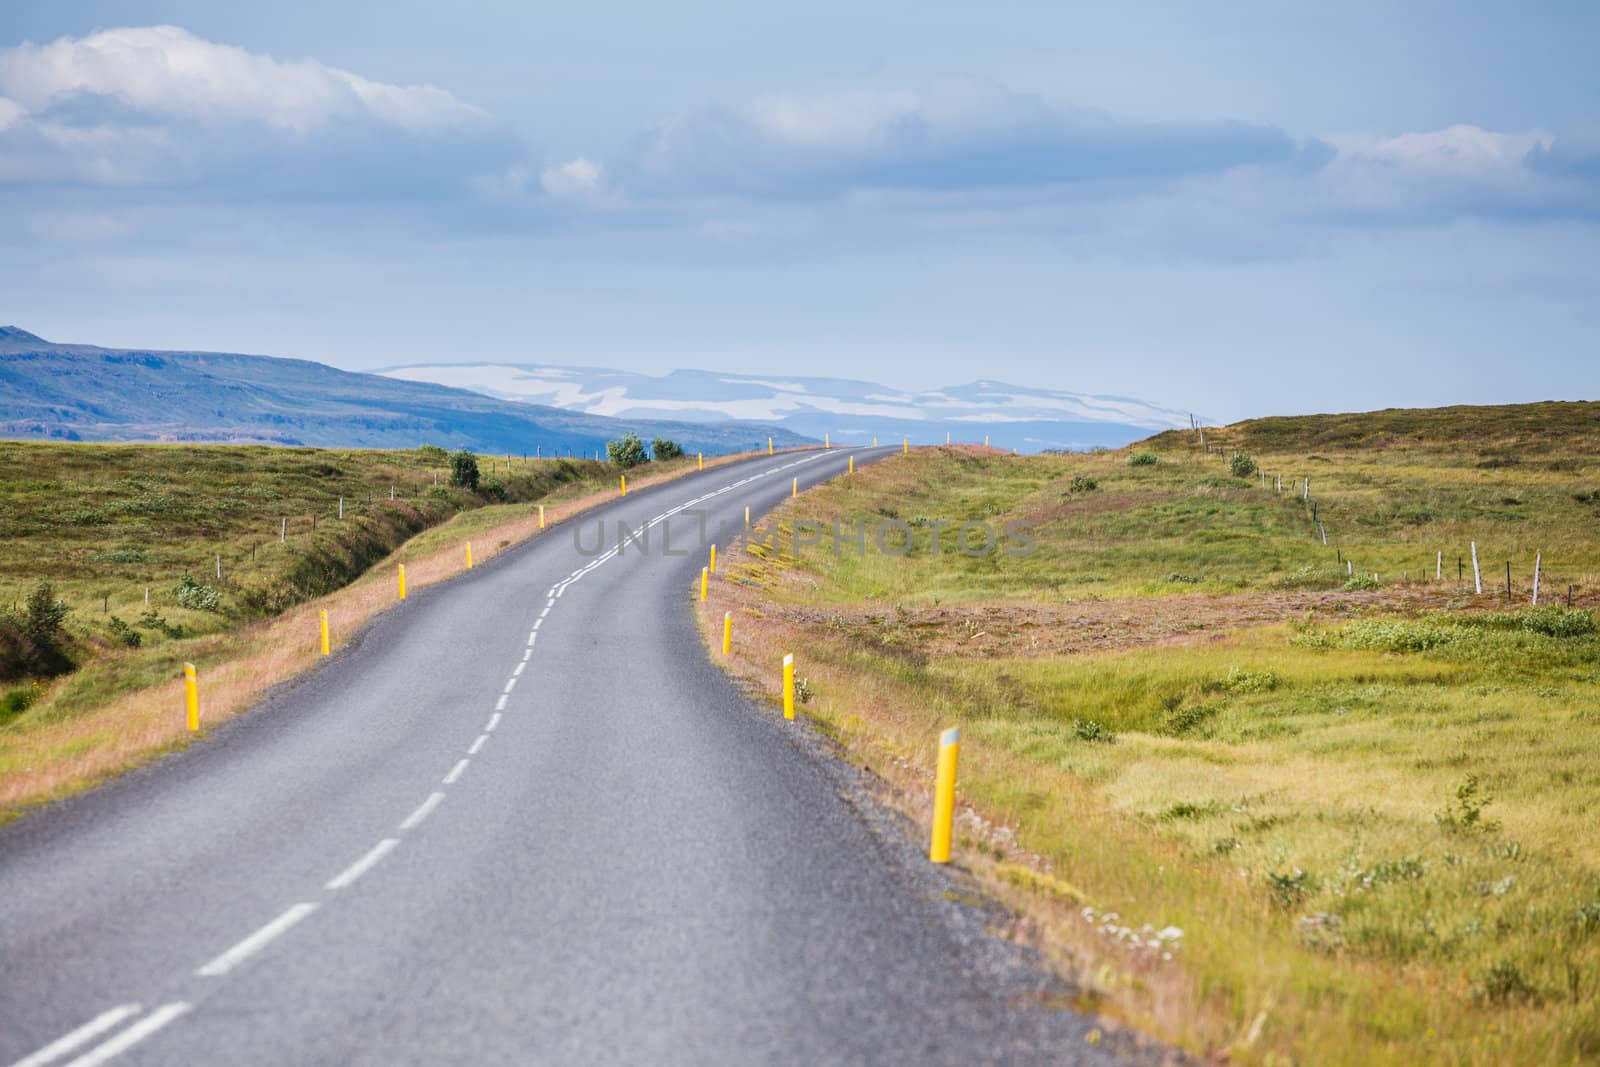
0,448,1130,1066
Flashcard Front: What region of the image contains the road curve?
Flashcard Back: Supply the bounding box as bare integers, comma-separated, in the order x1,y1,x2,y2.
0,448,1125,1066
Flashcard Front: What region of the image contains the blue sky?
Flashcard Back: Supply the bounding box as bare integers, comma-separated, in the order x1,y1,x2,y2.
1,2,1596,422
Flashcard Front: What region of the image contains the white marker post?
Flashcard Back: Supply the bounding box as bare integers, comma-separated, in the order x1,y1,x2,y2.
1532,552,1542,606
1470,541,1482,594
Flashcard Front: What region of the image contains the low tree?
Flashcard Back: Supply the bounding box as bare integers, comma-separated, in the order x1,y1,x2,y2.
23,581,68,650
1229,451,1258,478
651,437,684,461
449,450,481,491
607,433,648,468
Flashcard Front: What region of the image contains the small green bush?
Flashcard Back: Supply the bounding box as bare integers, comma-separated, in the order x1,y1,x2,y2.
1475,959,1539,1004
173,575,223,613
449,451,480,491
1127,451,1159,467
1343,574,1380,591
417,444,448,461
1228,451,1258,478
651,437,684,461
1068,475,1099,494
1521,606,1596,638
607,433,649,468
1072,718,1116,743
106,616,143,648
1437,774,1501,834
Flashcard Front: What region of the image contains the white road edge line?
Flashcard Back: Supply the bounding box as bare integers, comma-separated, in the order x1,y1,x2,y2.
11,1004,141,1067
59,1003,191,1067
485,713,501,732
502,677,517,694
512,662,525,677
442,759,470,785
469,733,489,754
324,839,400,891
195,903,318,977
399,791,446,831
494,695,508,712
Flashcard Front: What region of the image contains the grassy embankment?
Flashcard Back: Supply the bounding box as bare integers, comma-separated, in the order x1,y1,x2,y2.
697,401,1600,1065
0,440,751,815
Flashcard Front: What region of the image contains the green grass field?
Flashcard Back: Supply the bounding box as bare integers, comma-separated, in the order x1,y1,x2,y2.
0,441,638,719
705,401,1600,1065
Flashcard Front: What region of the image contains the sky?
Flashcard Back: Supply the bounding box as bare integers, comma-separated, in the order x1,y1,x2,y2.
0,2,1596,423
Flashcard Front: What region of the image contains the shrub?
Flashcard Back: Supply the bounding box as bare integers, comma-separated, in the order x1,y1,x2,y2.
23,581,69,647
417,444,448,461
1521,606,1596,639
1437,774,1501,834
1266,868,1311,908
1,681,42,719
1217,667,1279,693
1128,451,1159,467
1228,451,1258,478
1068,475,1099,494
479,476,508,502
1072,718,1116,743
449,451,480,491
173,575,223,613
1165,572,1203,584
651,437,684,461
607,433,649,468
1343,574,1380,591
106,616,143,648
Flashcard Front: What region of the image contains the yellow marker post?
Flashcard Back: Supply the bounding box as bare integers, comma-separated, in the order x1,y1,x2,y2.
984,435,990,448
768,437,774,455
465,542,474,569
710,544,717,574
782,653,795,720
903,437,908,455
744,505,750,527
825,433,830,449
184,662,199,731
722,612,732,655
700,566,708,601
620,474,627,496
946,430,951,445
319,610,330,656
539,504,546,529
792,477,798,498
398,564,407,600
848,455,855,474
930,726,961,863
698,452,703,471
873,436,878,447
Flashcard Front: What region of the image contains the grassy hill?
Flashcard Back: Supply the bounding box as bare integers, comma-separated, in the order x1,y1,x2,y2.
698,400,1600,1065
0,326,811,455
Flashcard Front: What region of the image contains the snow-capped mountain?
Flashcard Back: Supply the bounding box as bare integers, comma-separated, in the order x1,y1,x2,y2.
377,364,1192,452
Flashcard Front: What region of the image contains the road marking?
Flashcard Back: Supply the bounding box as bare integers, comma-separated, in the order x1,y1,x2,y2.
442,759,470,785
485,713,501,732
512,662,525,677
325,839,399,891
196,904,318,977
531,619,541,631
399,791,446,831
59,1003,191,1067
468,733,489,753
539,606,551,619
494,695,508,711
11,1004,141,1067
521,649,531,662
503,677,518,694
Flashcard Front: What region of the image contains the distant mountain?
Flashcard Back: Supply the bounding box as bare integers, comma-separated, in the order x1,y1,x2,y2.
379,363,1192,451
0,328,811,455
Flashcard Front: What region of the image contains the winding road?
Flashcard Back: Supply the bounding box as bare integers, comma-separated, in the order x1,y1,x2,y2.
1,448,1123,1066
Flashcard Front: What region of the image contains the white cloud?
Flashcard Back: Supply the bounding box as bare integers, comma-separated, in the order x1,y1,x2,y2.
540,157,604,198
0,25,486,133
